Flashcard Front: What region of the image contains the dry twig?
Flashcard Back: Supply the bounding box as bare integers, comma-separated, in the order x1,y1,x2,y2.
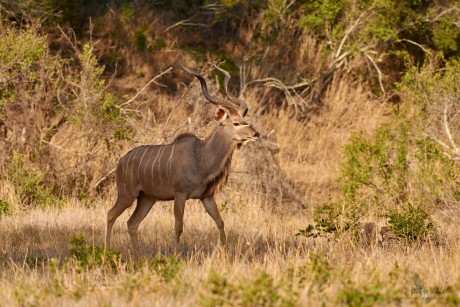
119,67,173,108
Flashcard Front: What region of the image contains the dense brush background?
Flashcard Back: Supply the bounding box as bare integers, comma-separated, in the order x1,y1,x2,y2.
0,0,459,305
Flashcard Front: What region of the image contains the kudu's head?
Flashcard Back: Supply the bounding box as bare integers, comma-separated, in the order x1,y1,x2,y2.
179,63,260,145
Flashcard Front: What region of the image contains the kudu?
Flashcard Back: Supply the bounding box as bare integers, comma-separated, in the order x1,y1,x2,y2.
105,63,260,253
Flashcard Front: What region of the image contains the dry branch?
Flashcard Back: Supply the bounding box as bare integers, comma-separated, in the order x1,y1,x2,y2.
246,77,311,116
396,39,432,54
118,67,173,108
334,10,366,60
163,17,208,32
364,52,386,95
90,167,117,191
443,100,460,158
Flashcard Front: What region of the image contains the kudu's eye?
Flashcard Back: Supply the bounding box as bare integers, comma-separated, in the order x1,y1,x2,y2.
233,122,240,126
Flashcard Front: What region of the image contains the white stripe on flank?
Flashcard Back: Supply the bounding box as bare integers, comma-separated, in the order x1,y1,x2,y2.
143,148,154,184
124,152,133,192
167,143,175,180
120,156,127,191
123,154,129,188
124,148,139,188
157,146,166,186
128,147,142,188
150,146,163,187
137,147,149,183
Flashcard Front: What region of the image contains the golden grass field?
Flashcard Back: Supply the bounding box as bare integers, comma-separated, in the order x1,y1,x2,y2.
1,77,459,306
0,195,459,306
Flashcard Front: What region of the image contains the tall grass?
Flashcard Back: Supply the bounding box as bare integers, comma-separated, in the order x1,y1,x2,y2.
0,198,458,305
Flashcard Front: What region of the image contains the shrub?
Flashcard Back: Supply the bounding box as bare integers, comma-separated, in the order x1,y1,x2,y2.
338,282,400,307
296,118,412,240
308,253,332,287
134,25,148,52
240,272,294,306
146,257,184,282
4,152,62,207
341,122,409,205
201,271,297,307
0,22,62,123
69,235,121,271
286,252,332,293
296,200,364,240
399,59,460,206
385,204,436,243
0,23,47,81
0,200,12,216
201,272,236,307
121,2,135,20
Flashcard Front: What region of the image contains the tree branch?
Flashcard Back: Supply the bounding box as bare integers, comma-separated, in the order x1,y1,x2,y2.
443,100,460,157
119,67,172,107
364,52,386,95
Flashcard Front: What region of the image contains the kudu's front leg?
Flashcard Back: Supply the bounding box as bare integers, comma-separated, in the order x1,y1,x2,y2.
174,195,187,244
201,196,226,245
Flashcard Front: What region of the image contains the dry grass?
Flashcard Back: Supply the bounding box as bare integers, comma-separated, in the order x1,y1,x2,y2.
0,195,458,306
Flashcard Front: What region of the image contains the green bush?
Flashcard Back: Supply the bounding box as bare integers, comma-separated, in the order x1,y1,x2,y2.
398,58,460,205
134,25,148,52
0,23,47,77
296,200,364,240
0,23,59,121
338,281,400,307
69,43,133,143
201,272,236,307
341,122,409,205
201,270,297,307
432,17,460,53
69,235,121,271
286,252,332,294
146,257,184,282
308,253,332,287
385,204,436,243
121,2,135,20
296,117,412,240
4,152,62,208
239,272,294,306
0,200,12,216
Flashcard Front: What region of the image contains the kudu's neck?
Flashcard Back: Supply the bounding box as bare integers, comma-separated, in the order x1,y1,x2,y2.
199,124,236,178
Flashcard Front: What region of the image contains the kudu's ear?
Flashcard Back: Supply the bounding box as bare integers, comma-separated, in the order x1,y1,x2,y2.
215,107,229,122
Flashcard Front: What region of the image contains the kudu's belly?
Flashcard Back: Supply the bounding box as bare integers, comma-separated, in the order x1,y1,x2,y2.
137,180,209,201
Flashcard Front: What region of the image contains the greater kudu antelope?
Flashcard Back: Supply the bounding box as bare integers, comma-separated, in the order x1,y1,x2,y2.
106,63,260,253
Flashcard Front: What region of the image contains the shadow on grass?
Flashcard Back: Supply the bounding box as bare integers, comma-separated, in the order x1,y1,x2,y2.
0,221,323,266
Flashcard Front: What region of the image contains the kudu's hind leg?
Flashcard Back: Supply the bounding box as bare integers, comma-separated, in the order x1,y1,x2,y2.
174,195,187,244
127,193,156,255
106,194,135,249
201,196,226,245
